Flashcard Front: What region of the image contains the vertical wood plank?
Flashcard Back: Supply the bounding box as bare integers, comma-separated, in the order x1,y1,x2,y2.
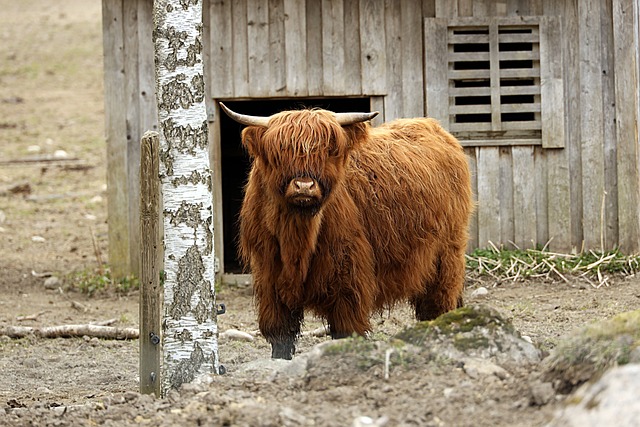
284,0,308,96
210,103,225,275
489,20,501,131
499,147,514,248
384,0,402,120
613,0,640,252
435,0,457,17
209,0,233,98
536,0,568,253
138,0,157,134
135,0,159,277
139,131,162,397
422,0,436,18
124,0,141,278
458,0,473,16
512,146,537,249
103,0,131,278
423,18,449,126
370,95,385,126
540,17,566,148
401,0,424,117
360,0,386,95
552,0,582,250
578,0,606,250
306,0,323,96
465,147,479,252
231,0,249,97
477,148,501,248
248,0,270,97
322,0,346,95
534,147,549,247
601,0,619,249
344,0,363,95
269,0,286,94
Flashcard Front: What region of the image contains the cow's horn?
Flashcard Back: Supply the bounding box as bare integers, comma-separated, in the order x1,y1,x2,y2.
219,103,271,127
334,111,379,126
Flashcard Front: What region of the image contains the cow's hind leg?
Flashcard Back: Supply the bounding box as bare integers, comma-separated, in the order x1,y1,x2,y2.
326,292,371,340
412,246,466,321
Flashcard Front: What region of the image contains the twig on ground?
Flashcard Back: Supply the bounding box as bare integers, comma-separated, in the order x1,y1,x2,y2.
16,311,49,322
0,324,139,340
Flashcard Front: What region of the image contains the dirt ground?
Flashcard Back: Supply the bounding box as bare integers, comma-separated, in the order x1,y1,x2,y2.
1,1,640,426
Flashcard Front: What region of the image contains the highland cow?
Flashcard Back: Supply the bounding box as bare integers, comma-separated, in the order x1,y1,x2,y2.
221,103,474,359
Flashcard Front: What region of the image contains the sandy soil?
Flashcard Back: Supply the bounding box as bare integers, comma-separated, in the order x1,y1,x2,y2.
1,1,640,426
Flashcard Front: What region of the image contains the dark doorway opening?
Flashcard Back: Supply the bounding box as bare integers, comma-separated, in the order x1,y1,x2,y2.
219,97,372,274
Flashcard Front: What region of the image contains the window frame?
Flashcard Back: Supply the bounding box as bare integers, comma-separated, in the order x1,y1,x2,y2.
424,16,565,148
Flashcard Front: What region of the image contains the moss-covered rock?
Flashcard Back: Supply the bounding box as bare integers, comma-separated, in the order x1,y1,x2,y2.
395,304,540,369
543,309,640,393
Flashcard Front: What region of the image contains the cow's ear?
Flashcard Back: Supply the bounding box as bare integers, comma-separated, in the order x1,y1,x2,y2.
342,122,369,151
241,126,266,159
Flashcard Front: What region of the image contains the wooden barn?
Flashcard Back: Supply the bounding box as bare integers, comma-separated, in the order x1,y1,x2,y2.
102,0,640,281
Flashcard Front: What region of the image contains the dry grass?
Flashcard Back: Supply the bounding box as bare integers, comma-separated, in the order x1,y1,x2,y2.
466,242,640,288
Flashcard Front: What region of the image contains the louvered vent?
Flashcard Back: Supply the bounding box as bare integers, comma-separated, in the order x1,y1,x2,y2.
448,22,541,143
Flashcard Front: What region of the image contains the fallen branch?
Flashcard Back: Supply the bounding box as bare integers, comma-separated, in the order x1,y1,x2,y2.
16,311,49,321
0,324,139,340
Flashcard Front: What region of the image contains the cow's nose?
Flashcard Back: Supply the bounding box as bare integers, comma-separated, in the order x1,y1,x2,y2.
294,178,315,191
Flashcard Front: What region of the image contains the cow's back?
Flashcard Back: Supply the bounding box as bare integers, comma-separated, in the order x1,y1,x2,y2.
345,118,472,290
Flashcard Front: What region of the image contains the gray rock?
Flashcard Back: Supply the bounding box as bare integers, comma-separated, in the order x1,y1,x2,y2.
470,287,489,298
43,276,61,289
461,357,510,380
529,380,555,406
547,364,640,426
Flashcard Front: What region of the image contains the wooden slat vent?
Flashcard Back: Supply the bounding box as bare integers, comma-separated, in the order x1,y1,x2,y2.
448,23,541,142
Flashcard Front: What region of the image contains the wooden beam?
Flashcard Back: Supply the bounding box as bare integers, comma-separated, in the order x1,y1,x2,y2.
139,131,162,397
102,0,131,279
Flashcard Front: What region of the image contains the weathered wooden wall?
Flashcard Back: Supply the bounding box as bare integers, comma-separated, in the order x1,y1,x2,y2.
102,0,640,278
426,0,639,254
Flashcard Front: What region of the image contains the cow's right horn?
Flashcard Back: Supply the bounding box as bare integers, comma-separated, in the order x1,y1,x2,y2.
334,111,379,126
220,103,271,127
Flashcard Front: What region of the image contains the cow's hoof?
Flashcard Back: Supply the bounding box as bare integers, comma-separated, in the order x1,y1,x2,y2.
271,341,295,360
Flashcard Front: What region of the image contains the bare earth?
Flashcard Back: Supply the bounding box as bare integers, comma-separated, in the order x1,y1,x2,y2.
1,2,640,426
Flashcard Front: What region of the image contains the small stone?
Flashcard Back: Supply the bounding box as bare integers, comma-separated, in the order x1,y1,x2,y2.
84,214,97,221
31,235,46,243
89,195,103,204
530,380,555,406
124,391,141,402
470,287,489,298
462,357,509,380
43,276,61,289
27,145,41,153
53,149,68,159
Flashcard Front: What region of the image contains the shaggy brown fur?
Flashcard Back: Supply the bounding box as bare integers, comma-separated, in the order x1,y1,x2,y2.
238,109,474,359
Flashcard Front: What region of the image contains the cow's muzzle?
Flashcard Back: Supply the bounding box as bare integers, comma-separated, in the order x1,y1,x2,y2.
285,177,323,209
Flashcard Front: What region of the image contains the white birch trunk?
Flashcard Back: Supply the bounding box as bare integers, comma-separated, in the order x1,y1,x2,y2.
153,0,218,395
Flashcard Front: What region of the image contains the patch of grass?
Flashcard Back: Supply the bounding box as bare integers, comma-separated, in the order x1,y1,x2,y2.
466,245,640,286
67,268,139,297
544,310,640,392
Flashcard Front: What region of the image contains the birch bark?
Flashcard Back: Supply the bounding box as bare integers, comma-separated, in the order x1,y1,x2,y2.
152,0,218,395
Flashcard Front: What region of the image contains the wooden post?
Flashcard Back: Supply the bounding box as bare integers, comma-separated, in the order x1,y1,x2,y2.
139,131,162,397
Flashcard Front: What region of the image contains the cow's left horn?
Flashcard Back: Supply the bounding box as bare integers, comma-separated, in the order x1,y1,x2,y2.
220,103,271,127
334,111,379,126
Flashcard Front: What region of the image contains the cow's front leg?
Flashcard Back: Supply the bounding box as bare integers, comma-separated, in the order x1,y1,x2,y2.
258,300,303,360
